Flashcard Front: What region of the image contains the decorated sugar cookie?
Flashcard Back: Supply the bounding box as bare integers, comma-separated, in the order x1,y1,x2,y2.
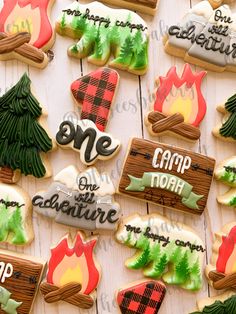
191,291,236,313
116,280,166,314
0,73,54,183
0,0,56,51
98,0,158,16
118,138,215,215
32,166,121,231
40,232,101,309
0,183,34,246
56,1,149,75
146,64,207,141
206,222,236,290
0,248,45,313
116,214,205,291
213,93,236,142
164,2,236,72
215,156,236,207
71,68,119,132
209,0,235,9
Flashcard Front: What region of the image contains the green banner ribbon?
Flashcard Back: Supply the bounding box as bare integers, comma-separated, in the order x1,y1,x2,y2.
126,172,203,210
0,286,22,314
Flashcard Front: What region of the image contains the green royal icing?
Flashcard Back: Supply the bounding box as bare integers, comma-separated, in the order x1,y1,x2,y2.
57,1,149,73
220,93,236,140
0,201,26,245
125,172,203,210
0,73,52,178
0,286,22,314
190,295,236,314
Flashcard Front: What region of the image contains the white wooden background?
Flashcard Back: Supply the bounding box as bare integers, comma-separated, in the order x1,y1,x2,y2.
0,0,235,313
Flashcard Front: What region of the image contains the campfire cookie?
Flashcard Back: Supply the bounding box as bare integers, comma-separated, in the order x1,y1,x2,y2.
116,280,166,314
215,156,236,207
98,0,158,16
206,222,236,290
213,93,236,142
0,183,34,246
146,64,207,141
0,73,54,183
0,248,46,314
164,2,236,72
32,165,121,231
56,1,149,75
119,138,215,215
40,232,101,309
116,214,205,291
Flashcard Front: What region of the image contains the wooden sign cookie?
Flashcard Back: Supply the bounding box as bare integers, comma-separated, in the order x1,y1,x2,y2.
119,138,215,215
0,248,45,314
116,280,166,314
146,64,207,141
0,183,34,246
164,2,236,73
98,0,158,16
191,291,236,313
206,222,236,290
116,214,205,291
0,73,54,183
32,166,121,232
213,93,236,142
215,156,236,207
56,1,149,75
40,232,101,309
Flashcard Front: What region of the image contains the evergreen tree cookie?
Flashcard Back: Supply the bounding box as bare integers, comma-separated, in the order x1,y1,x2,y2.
0,73,54,183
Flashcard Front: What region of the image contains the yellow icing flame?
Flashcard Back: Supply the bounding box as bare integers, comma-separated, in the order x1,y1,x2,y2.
8,16,33,34
59,263,83,286
169,96,193,122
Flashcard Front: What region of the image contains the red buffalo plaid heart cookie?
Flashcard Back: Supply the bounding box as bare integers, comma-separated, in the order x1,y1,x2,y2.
71,67,119,132
116,280,166,314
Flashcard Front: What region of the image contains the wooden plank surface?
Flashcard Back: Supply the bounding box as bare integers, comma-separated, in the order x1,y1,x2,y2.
0,0,235,313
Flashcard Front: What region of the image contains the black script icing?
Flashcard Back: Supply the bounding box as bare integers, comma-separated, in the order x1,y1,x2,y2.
175,239,206,253
214,9,233,24
78,176,99,192
56,121,119,164
0,199,24,208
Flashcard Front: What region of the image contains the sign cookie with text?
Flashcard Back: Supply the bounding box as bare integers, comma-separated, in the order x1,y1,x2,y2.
116,214,205,291
32,166,121,232
0,249,45,314
119,138,215,215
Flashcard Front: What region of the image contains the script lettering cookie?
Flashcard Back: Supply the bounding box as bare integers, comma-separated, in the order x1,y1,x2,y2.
213,93,236,142
191,291,236,313
32,166,121,231
98,0,158,16
40,232,101,309
164,2,236,72
118,138,215,215
206,222,236,290
215,156,236,207
116,214,205,291
146,64,207,141
116,280,166,314
0,73,54,183
56,1,149,75
0,183,33,246
0,248,45,314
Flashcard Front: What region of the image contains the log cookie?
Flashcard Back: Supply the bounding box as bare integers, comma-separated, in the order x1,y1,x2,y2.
116,214,205,291
32,165,121,231
146,64,207,141
206,222,236,290
118,138,215,215
0,183,33,246
164,2,236,73
215,156,236,207
191,291,236,313
56,1,149,75
40,232,101,309
0,73,54,183
116,280,166,314
0,248,46,314
98,0,158,16
213,93,236,142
